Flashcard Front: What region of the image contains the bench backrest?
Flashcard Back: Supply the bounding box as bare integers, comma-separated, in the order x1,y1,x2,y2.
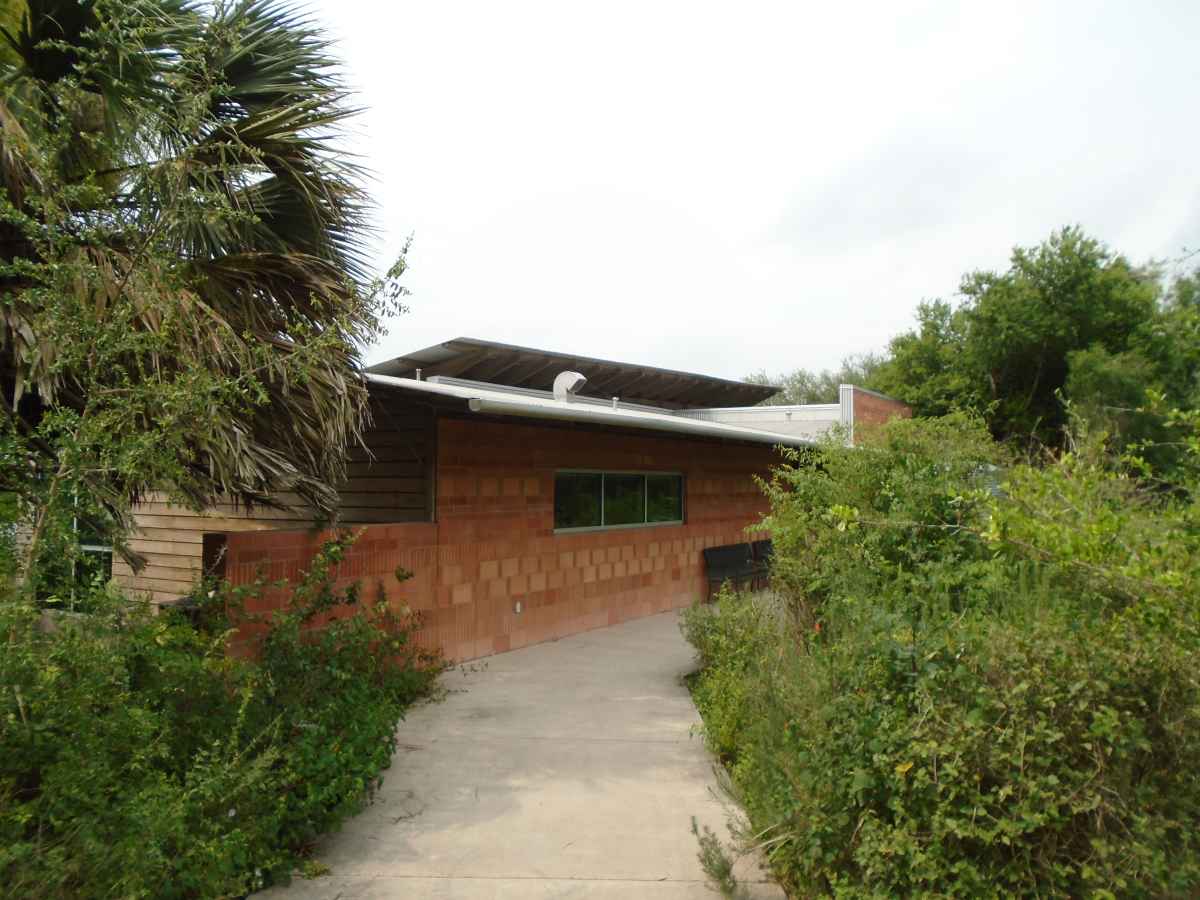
752,539,774,562
702,543,753,576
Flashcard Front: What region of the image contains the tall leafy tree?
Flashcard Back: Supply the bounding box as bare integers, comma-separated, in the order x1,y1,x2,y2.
869,300,977,418
1137,265,1200,409
0,0,404,588
873,228,1159,447
961,227,1157,446
1066,264,1200,478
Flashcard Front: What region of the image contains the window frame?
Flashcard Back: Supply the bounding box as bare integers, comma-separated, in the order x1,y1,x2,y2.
553,469,686,534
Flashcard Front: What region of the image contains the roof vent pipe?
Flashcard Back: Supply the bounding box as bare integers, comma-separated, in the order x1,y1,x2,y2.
612,397,619,409
553,371,587,402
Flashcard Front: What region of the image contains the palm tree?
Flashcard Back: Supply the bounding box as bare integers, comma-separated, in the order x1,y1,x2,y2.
0,0,392,576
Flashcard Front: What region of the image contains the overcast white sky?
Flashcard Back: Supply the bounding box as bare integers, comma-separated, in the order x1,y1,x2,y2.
314,1,1200,380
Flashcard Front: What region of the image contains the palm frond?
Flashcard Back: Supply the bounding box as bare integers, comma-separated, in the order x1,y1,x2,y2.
0,0,387,529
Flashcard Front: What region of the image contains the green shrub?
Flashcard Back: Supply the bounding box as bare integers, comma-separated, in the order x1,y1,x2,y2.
684,586,791,763
0,533,442,899
685,414,1200,898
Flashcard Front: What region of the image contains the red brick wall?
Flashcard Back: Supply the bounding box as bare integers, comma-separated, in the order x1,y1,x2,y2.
222,417,780,661
852,386,911,430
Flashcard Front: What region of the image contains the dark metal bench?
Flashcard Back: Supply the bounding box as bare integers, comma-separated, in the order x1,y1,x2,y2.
702,543,756,600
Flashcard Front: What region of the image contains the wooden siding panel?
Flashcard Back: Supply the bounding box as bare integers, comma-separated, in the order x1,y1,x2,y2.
345,461,425,478
115,397,435,603
335,508,430,524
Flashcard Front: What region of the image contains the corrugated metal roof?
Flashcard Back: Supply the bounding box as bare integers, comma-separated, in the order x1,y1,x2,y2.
366,337,781,409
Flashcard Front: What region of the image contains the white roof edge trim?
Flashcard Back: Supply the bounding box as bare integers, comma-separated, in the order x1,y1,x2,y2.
364,374,812,448
679,403,841,414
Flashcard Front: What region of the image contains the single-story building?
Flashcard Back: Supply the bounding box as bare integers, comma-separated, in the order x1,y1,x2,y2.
113,337,909,661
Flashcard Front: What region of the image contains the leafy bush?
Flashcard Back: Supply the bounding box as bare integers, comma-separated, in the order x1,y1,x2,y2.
686,586,772,763
0,4,436,894
684,414,1200,898
0,534,441,899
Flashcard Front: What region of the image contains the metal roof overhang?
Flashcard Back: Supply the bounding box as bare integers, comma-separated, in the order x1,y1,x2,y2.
366,337,781,409
364,374,811,449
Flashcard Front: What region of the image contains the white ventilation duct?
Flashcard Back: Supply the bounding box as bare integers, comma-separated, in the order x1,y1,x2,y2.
552,371,587,402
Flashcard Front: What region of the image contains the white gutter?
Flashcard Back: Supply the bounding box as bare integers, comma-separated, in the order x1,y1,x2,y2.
463,394,813,446
364,373,812,448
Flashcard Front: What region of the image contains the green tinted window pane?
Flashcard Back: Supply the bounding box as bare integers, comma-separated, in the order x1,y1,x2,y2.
603,474,645,526
555,473,602,528
647,475,683,522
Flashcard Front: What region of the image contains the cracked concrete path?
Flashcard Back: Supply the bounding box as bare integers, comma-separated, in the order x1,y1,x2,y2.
258,611,783,899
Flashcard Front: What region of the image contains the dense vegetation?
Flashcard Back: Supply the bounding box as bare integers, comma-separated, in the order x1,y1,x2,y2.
1,535,440,898
754,229,1200,456
684,411,1200,897
0,3,437,897
0,0,407,598
726,235,1200,896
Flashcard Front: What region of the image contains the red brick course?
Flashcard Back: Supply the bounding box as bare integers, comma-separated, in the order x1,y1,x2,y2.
223,417,780,662
851,386,911,433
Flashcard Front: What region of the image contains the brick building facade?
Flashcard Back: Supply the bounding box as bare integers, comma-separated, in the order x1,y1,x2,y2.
846,385,913,430
118,337,909,662
221,417,778,662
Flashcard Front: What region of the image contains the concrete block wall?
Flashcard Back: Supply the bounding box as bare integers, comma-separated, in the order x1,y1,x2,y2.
221,417,780,662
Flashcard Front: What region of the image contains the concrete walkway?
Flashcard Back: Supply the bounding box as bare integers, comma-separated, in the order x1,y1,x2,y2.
260,611,783,899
